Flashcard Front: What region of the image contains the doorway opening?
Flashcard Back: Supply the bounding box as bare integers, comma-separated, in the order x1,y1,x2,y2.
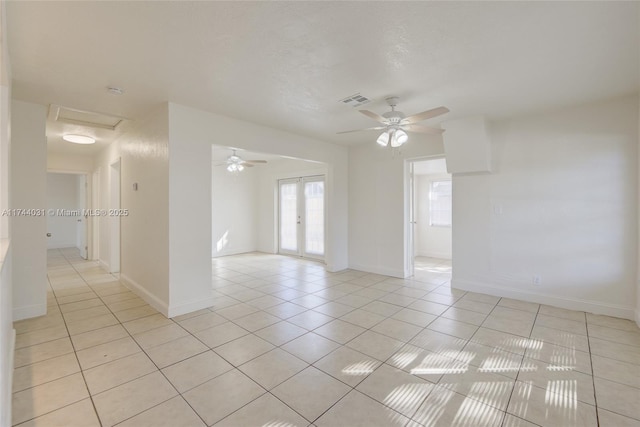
46,172,89,259
211,145,327,264
406,157,452,280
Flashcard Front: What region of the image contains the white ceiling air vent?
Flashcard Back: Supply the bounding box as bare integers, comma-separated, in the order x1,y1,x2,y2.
339,93,371,108
48,104,127,130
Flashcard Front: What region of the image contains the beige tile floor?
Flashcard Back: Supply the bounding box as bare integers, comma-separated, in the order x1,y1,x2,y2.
11,250,640,426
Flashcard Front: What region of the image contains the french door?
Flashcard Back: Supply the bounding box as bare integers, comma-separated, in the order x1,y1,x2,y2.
278,176,325,260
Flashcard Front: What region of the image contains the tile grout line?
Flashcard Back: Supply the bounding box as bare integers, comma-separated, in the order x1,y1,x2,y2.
207,261,453,425
227,259,489,423
501,299,542,427
585,312,601,427
209,262,374,425
52,248,105,427
216,264,519,425
185,260,640,426
58,249,208,427
23,252,640,426
85,291,210,427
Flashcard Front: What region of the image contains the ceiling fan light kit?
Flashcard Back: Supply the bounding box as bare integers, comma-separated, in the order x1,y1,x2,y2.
376,131,390,146
338,96,449,148
376,128,409,148
227,163,244,173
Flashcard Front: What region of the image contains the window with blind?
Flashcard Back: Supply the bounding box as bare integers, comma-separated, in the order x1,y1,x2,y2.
429,180,452,227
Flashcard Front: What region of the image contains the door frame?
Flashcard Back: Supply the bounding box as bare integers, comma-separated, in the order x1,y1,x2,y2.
277,174,326,262
91,168,101,261
109,159,121,273
76,174,88,259
46,169,93,260
404,155,448,278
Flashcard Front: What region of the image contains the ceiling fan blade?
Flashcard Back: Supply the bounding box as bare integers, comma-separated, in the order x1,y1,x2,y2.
214,162,228,167
241,162,254,167
359,110,388,124
337,126,386,134
403,106,450,124
244,159,267,164
403,124,445,134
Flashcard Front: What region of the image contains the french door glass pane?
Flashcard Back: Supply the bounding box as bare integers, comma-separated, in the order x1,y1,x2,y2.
304,181,324,255
280,183,298,251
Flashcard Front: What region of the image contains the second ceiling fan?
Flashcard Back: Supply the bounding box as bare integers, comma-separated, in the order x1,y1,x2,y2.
338,96,449,147
217,149,267,172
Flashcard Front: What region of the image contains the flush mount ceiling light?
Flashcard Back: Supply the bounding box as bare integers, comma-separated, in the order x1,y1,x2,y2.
62,134,96,145
338,96,450,148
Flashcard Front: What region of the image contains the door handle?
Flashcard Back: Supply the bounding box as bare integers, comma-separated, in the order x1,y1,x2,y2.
297,216,301,224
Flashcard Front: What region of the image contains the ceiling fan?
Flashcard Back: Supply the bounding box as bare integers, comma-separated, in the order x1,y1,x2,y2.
216,149,267,172
338,96,449,148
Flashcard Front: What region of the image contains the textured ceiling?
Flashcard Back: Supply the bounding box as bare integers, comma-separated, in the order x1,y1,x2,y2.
7,1,639,154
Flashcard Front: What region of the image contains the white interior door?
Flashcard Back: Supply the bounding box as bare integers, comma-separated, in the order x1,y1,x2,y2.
278,176,325,260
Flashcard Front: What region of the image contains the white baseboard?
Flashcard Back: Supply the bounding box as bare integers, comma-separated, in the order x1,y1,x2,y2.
47,243,77,250
418,251,452,260
120,274,169,317
326,263,348,273
349,262,404,279
168,295,215,318
98,259,110,272
213,247,257,258
13,303,47,321
452,278,636,320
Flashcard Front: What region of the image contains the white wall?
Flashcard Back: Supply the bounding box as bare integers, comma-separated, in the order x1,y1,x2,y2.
11,101,48,322
94,105,170,314
348,137,446,277
0,1,14,423
212,155,258,257
453,95,639,319
256,158,327,254
46,173,79,249
47,152,93,173
120,105,170,311
415,173,452,259
637,17,640,327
